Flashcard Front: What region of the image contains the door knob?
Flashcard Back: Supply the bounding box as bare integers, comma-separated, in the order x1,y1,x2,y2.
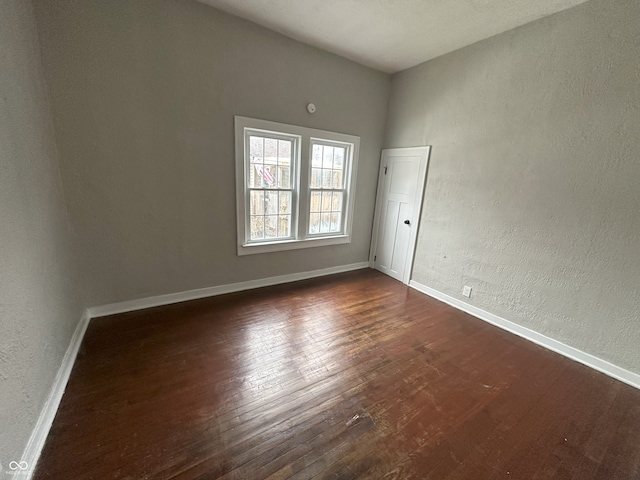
404,220,411,225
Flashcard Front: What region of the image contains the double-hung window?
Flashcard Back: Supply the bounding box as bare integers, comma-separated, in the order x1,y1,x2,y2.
235,116,359,255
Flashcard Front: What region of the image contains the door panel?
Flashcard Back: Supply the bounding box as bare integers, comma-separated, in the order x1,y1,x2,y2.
372,147,430,284
389,160,415,196
377,200,400,272
390,202,412,275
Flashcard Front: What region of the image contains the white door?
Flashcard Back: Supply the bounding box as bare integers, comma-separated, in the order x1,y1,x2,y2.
370,147,430,284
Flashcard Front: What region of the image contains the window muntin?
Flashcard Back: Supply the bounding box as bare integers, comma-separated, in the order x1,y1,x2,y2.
235,116,359,256
246,134,297,241
308,141,349,235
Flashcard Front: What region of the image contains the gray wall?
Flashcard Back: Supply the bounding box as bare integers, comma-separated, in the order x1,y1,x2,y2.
33,0,390,307
0,0,86,468
385,0,640,373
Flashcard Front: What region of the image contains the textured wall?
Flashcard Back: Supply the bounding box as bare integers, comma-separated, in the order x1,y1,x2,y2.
33,0,390,307
385,0,640,373
0,0,85,468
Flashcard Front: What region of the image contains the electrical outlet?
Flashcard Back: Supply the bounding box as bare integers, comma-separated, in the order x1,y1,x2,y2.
462,285,472,298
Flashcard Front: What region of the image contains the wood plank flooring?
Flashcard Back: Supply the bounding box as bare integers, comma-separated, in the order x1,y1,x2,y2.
34,269,640,479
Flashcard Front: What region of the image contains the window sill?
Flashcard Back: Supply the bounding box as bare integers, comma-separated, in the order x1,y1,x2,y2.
237,235,351,256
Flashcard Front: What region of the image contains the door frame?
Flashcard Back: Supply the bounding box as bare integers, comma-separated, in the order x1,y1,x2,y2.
369,146,431,284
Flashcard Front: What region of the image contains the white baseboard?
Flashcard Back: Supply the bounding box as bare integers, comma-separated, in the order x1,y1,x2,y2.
88,262,370,318
20,262,370,477
409,280,640,390
32,266,636,478
21,309,91,480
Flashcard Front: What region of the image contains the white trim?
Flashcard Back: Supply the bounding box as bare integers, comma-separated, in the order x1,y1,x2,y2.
409,280,640,390
88,262,370,318
237,234,351,256
368,150,387,269
21,310,91,480
234,116,360,256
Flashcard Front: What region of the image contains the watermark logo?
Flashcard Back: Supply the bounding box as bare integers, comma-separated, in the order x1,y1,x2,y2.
4,460,29,475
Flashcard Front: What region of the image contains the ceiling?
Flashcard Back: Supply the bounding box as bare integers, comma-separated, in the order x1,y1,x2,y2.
196,0,591,73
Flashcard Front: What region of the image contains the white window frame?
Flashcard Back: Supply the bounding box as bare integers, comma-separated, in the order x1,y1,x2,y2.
235,116,359,256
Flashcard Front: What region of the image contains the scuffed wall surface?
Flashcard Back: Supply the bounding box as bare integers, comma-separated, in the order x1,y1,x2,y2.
385,0,640,372
33,0,390,307
0,0,85,469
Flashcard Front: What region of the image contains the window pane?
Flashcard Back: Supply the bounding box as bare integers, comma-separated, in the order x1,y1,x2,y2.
277,166,290,188
250,191,265,215
249,136,263,163
332,170,343,188
265,165,277,187
264,138,278,165
251,164,265,188
264,191,277,214
250,216,264,240
278,215,290,237
309,213,320,234
279,191,291,214
321,191,332,212
311,168,322,188
330,212,340,232
321,213,331,233
322,169,332,188
331,192,343,211
310,191,321,213
312,145,323,168
322,146,334,169
275,140,291,188
333,147,344,170
265,215,278,238
251,164,275,188
277,140,291,165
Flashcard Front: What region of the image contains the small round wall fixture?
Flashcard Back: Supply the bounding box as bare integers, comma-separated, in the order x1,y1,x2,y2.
306,103,316,114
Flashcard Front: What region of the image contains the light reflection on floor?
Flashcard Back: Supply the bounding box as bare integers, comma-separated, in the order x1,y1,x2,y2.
238,306,344,404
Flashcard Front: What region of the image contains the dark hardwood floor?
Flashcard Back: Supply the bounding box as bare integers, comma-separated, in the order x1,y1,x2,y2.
34,269,640,479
